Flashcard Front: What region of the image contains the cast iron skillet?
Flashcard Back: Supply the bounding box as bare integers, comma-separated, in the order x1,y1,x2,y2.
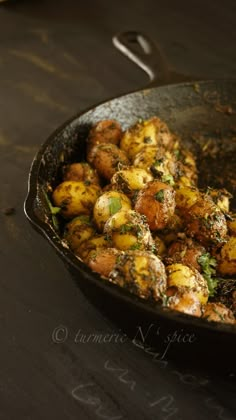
25,32,236,369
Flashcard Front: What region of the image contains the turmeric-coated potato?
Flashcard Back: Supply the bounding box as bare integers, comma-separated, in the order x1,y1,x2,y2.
133,146,176,183
202,302,235,324
110,250,167,301
87,247,121,278
135,180,176,230
166,263,209,304
64,215,95,251
217,237,236,276
63,162,100,185
111,167,153,198
88,143,129,180
166,238,206,271
120,117,173,161
104,209,154,251
87,120,122,148
166,289,202,317
75,234,109,262
185,197,227,246
227,214,236,236
175,186,200,212
93,190,132,231
52,181,101,219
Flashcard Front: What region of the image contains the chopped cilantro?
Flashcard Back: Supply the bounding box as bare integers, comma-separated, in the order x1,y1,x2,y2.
154,189,165,203
108,196,122,215
197,252,218,296
130,242,142,250
161,174,175,186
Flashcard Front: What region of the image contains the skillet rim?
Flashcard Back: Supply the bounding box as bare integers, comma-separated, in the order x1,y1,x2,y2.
24,79,236,337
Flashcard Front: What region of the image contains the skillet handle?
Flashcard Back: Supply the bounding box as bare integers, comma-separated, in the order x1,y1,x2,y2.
112,31,170,86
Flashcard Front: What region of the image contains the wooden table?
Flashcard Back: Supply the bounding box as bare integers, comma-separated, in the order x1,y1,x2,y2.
0,1,235,419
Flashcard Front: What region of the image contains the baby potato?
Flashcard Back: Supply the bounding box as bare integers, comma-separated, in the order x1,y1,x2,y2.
62,162,100,185
104,209,154,251
207,188,232,213
93,190,132,232
135,180,176,230
120,117,173,161
166,238,206,271
185,197,227,246
153,235,167,257
75,234,108,262
109,250,167,301
87,247,121,278
166,263,209,304
166,289,202,317
52,181,101,219
217,237,236,276
175,186,200,212
64,215,95,251
87,120,122,148
202,302,235,324
227,214,236,236
88,143,129,181
175,148,198,186
111,167,153,198
158,213,184,245
133,146,176,182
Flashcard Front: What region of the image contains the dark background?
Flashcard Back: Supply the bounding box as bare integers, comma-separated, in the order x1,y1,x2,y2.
0,1,236,419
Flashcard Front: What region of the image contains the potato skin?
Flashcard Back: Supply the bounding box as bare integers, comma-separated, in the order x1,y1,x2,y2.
75,234,109,262
202,302,235,324
135,180,176,230
88,120,122,148
93,190,132,232
185,197,227,246
88,143,129,180
52,181,101,219
64,216,95,251
167,289,202,317
109,250,167,301
63,162,100,185
217,237,236,276
104,209,154,251
166,263,209,304
166,238,206,271
87,248,121,278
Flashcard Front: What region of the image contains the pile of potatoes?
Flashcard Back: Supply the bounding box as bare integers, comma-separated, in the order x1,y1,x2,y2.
52,118,236,325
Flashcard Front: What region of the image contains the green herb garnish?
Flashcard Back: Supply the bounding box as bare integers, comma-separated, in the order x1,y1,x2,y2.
197,252,218,296
43,190,61,231
161,174,175,186
108,196,122,215
154,189,165,203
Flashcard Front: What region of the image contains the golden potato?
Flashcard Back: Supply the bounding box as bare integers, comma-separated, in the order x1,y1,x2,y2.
109,250,167,300
166,263,209,304
217,237,236,276
227,214,236,236
93,190,132,232
62,162,100,185
175,186,200,212
111,167,153,198
64,215,95,251
87,247,121,278
75,234,109,262
202,302,235,324
166,289,202,317
135,180,176,230
88,120,122,148
120,117,173,161
88,143,129,180
104,209,154,251
52,181,101,219
133,146,176,182
185,197,227,246
207,188,232,213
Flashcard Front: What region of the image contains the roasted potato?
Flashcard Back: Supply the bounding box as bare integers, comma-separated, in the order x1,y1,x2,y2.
133,146,176,182
227,214,236,236
62,162,100,185
93,190,132,232
166,289,202,317
87,247,121,278
175,186,200,212
75,234,109,262
104,209,154,251
111,167,153,198
120,117,173,161
166,238,206,271
88,143,129,180
87,120,122,148
64,215,95,251
109,250,167,300
135,180,176,230
202,302,235,324
166,263,209,304
185,197,227,246
52,180,101,219
217,237,236,276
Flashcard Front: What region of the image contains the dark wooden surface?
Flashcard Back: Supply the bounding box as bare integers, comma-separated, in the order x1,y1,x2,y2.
0,1,236,419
